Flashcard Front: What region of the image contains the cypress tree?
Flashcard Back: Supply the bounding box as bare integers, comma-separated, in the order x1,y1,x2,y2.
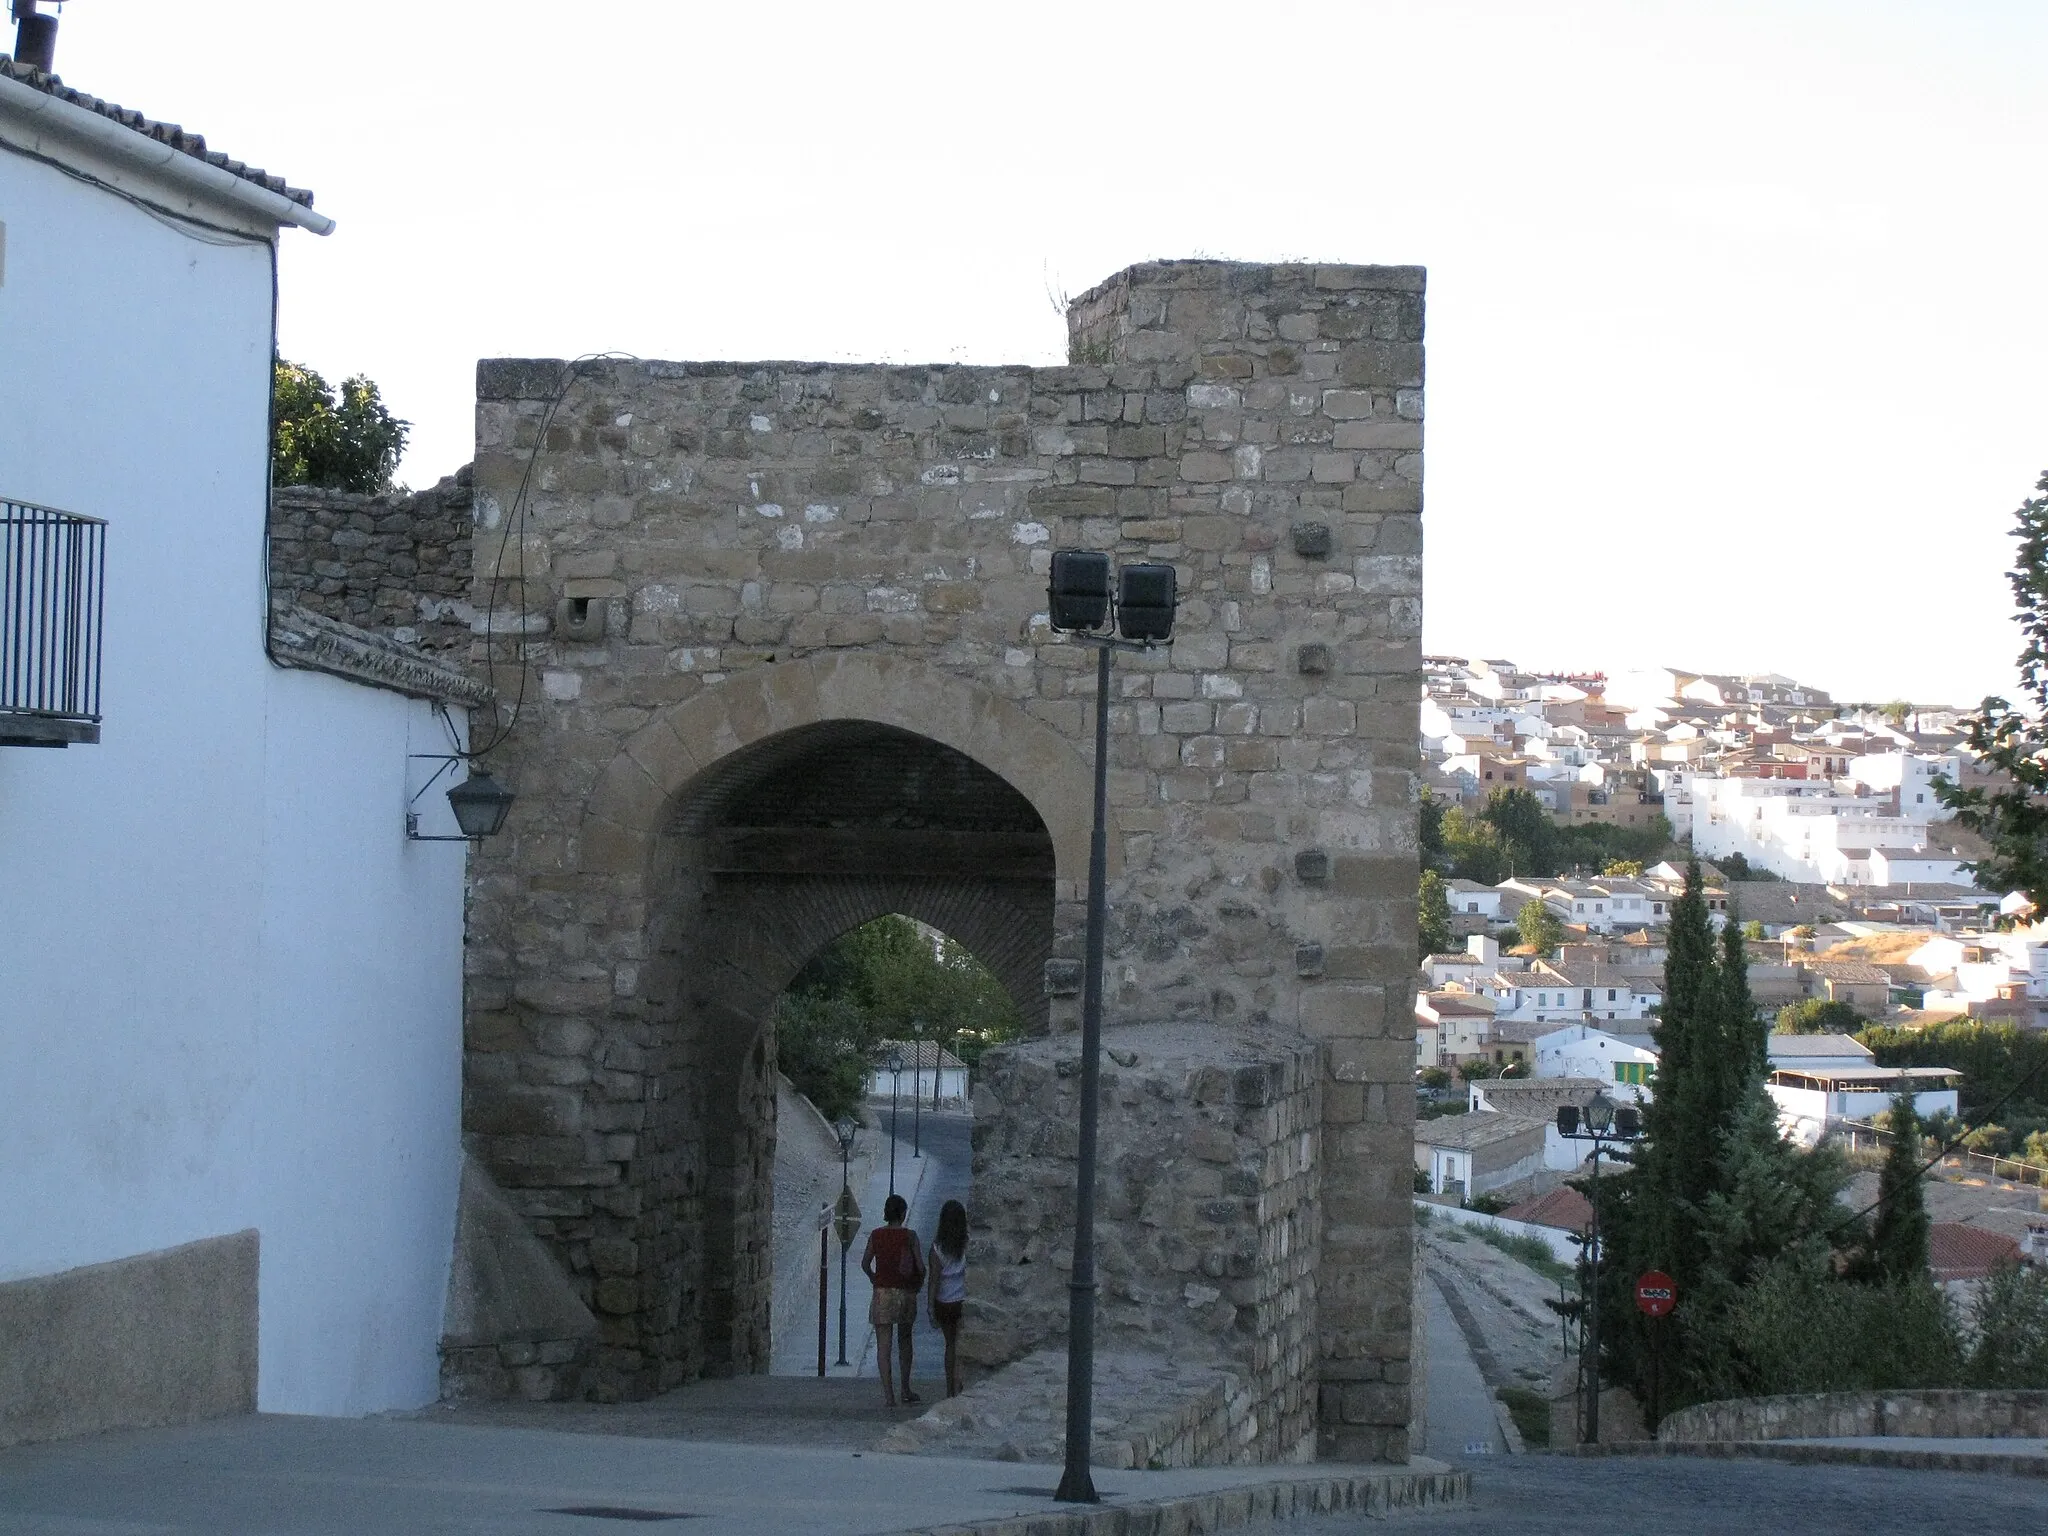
1871,1092,1932,1283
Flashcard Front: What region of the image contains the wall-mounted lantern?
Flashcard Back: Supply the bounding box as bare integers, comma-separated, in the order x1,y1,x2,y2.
407,757,517,842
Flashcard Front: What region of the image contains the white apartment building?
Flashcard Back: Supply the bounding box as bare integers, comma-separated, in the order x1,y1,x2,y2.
1690,766,1966,884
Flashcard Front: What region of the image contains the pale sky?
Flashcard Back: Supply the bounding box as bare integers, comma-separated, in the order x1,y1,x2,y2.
47,1,2048,706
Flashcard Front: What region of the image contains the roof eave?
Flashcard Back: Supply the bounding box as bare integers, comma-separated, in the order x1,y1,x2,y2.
0,68,332,235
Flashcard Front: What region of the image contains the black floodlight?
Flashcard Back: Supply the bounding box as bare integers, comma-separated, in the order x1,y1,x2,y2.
1115,562,1177,642
1556,1105,1580,1137
446,769,517,840
1048,549,1112,632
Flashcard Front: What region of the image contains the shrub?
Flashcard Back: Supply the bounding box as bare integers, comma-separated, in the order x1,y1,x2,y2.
1969,1262,2048,1386
1724,1252,1963,1396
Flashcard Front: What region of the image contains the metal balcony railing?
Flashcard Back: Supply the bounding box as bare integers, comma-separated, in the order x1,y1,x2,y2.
2,499,106,746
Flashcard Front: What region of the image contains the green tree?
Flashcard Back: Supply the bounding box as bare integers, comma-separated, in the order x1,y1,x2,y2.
1594,859,1849,1407
1777,998,1864,1034
1860,1019,2048,1123
1419,786,1446,870
1603,859,1645,877
775,914,1025,1117
1881,700,1914,728
1868,1091,1932,1283
1514,897,1564,956
272,357,410,492
1481,787,1557,877
1741,919,1767,942
1419,869,1454,959
1933,471,2048,905
1439,805,1507,884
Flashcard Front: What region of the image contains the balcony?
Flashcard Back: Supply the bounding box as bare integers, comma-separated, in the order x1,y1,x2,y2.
2,499,106,746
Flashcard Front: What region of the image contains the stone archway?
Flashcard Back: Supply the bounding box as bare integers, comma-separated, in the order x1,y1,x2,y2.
463,260,1428,1459
474,654,1093,1392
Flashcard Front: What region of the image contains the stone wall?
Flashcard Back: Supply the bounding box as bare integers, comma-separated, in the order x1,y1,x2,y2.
269,469,476,654
1659,1389,2048,1444
968,1024,1323,1464
460,260,1424,1455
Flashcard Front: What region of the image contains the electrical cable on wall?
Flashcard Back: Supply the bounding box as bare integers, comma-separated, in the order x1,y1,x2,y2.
465,351,640,760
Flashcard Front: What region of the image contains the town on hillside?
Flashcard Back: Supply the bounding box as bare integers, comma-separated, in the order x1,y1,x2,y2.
1416,655,2048,1281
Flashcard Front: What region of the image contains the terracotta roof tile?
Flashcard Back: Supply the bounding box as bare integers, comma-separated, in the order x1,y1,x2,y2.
1,55,314,208
1502,1185,1593,1234
1929,1222,2020,1283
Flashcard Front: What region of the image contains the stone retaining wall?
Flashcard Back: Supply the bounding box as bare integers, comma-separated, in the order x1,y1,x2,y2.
968,1023,1323,1464
1659,1388,2048,1443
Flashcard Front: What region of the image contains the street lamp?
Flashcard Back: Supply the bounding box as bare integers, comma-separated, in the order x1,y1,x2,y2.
1045,549,1178,1504
888,1049,905,1198
1555,1090,1644,1445
832,1117,861,1367
405,758,518,842
911,1020,925,1159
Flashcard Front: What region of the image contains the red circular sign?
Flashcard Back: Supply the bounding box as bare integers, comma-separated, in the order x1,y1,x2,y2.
1636,1271,1677,1318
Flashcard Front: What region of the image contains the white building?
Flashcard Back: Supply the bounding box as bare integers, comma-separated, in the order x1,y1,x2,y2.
1532,1024,1660,1103
1767,1064,1962,1147
1,59,479,1443
1690,772,1961,885
865,1040,970,1106
1445,880,1504,923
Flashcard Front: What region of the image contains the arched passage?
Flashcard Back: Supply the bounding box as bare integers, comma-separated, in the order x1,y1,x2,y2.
565,655,1091,1387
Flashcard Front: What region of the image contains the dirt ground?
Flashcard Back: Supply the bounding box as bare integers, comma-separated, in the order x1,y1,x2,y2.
1419,1224,1576,1396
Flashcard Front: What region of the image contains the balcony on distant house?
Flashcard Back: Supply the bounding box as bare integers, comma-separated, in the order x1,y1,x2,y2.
2,499,106,746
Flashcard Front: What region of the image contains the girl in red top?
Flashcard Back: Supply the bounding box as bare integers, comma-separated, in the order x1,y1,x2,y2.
860,1193,925,1407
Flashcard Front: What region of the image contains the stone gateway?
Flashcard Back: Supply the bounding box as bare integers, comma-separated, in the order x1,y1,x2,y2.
458,261,1424,1460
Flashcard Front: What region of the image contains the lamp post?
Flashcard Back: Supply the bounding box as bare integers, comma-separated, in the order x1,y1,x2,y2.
1555,1090,1643,1446
1045,550,1176,1504
934,1028,949,1114
832,1117,861,1367
911,1020,925,1159
888,1049,905,1199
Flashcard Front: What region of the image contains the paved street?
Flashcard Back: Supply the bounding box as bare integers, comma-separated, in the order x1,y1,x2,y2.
1257,1452,2048,1535
0,1413,1421,1536
1421,1276,1507,1459
783,1108,972,1387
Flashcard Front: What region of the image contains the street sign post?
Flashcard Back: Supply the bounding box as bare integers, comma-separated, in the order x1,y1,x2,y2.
1636,1270,1676,1430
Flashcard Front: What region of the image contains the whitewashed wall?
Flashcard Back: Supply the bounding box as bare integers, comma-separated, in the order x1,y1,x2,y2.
0,134,463,1414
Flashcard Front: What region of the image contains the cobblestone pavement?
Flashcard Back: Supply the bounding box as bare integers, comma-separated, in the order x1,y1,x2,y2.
1249,1451,2048,1535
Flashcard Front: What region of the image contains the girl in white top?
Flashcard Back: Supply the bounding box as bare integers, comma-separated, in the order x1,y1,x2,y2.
926,1198,969,1398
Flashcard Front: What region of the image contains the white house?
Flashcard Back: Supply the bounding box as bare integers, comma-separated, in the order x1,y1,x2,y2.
1413,1112,1548,1198
1,56,479,1443
1445,879,1504,923
865,1040,970,1106
1532,1024,1660,1103
1766,1062,1962,1146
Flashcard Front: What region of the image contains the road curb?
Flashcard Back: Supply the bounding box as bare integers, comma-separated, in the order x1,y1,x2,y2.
887,1464,1472,1535
1552,1438,2048,1478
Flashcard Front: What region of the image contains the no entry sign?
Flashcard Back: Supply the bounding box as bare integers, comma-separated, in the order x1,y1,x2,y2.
1636,1271,1677,1318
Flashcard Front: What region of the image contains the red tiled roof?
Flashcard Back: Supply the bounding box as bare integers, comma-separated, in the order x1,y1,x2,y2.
1,55,314,207
1929,1222,2021,1283
1501,1185,1593,1235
